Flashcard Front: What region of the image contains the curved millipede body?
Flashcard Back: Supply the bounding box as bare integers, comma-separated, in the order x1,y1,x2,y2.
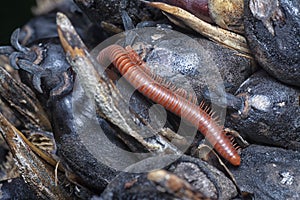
97,44,240,166
125,46,198,104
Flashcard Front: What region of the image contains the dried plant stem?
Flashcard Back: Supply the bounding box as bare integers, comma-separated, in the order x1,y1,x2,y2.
142,1,251,55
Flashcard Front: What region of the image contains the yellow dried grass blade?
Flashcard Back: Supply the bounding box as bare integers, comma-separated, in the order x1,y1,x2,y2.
143,1,251,55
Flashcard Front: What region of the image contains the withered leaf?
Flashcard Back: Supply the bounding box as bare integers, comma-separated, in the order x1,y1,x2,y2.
143,1,251,55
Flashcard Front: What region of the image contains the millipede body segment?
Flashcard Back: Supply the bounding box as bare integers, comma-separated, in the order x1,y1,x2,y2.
97,44,240,166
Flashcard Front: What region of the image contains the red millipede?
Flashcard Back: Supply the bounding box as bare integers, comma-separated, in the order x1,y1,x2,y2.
125,46,198,104
97,44,241,166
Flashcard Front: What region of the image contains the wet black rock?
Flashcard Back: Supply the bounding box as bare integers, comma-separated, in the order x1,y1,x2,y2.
145,28,254,100
98,155,238,199
226,70,300,150
167,155,238,199
0,178,38,200
244,0,300,86
74,0,161,29
229,145,300,200
18,0,105,49
50,84,137,193
96,27,255,102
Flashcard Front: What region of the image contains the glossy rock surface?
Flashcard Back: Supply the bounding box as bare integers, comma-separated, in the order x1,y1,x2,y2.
99,155,238,199
230,145,300,200
244,0,300,86
226,70,300,150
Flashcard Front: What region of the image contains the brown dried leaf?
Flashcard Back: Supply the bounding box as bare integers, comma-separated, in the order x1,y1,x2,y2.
0,113,69,199
148,169,212,200
56,12,182,156
196,144,240,193
208,0,244,34
143,1,251,55
0,65,51,130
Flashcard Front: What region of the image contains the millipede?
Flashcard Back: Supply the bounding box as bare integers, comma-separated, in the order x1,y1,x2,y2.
97,44,241,166
125,46,198,104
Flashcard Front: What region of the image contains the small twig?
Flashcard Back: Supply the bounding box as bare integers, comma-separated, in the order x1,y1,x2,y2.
141,0,251,55
56,12,182,156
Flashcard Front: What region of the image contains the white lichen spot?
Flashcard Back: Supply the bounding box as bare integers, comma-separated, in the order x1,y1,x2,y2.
276,101,286,107
250,95,271,111
280,172,294,185
249,0,284,35
20,100,27,104
151,34,164,41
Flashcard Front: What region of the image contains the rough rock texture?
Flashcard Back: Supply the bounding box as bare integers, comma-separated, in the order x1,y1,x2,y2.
227,70,300,150
230,145,300,200
244,0,300,86
99,155,238,199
